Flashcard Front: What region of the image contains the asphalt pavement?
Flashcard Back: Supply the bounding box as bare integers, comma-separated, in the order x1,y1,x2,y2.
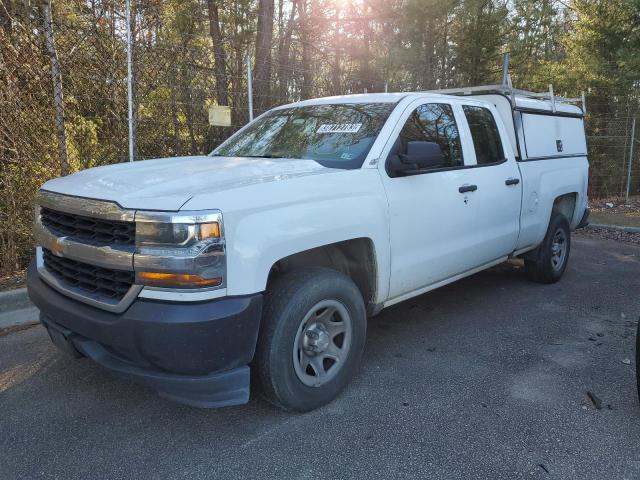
1,235,639,480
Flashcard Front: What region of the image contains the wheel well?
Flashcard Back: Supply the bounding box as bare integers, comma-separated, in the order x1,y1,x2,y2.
267,238,377,311
522,193,577,261
553,193,577,224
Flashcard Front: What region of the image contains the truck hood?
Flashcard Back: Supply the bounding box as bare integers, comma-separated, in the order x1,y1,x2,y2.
41,155,338,210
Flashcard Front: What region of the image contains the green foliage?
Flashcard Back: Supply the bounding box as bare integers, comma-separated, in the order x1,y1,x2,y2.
559,0,640,95
507,0,564,89
450,0,509,85
394,0,458,89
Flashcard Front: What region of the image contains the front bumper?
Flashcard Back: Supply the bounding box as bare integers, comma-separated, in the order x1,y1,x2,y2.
27,261,263,408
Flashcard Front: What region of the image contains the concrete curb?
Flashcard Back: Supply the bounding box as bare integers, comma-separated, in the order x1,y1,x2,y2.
587,223,640,234
0,288,39,331
0,288,32,314
0,309,40,331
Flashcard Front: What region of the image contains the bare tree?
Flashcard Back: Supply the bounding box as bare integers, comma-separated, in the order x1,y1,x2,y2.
41,0,68,176
0,0,13,33
253,0,274,113
206,0,228,106
276,0,297,103
299,0,312,99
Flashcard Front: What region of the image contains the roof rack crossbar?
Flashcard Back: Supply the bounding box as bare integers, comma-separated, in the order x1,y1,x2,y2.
427,84,584,111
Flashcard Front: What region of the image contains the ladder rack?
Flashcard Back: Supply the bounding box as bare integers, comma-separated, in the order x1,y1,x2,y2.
430,84,586,114
427,53,586,114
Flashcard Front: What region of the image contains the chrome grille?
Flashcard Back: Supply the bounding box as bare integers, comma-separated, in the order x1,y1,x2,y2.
40,207,135,246
43,248,134,302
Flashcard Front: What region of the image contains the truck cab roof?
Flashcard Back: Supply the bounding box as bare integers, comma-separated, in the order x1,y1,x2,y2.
277,89,583,117
277,92,420,108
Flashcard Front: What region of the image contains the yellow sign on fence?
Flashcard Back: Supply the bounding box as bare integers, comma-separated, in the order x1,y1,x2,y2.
208,105,231,127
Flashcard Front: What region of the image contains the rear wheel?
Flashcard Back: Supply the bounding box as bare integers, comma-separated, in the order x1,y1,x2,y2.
525,212,571,284
254,268,367,412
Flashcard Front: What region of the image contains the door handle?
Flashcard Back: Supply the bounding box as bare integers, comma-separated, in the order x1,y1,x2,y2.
459,184,478,194
505,178,520,186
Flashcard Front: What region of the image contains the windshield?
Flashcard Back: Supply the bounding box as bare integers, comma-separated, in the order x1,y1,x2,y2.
212,103,396,169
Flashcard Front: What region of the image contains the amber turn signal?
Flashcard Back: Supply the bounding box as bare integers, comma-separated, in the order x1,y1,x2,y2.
199,222,220,239
136,271,222,288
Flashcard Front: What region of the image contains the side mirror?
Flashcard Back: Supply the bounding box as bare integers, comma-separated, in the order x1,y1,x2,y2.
388,141,445,176
400,141,444,168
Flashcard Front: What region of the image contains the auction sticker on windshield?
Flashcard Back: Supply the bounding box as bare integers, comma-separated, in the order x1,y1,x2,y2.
317,123,363,134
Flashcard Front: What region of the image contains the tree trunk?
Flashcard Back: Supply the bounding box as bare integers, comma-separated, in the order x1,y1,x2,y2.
440,14,450,88
169,66,182,154
423,17,435,89
253,0,274,113
129,0,137,160
206,0,229,105
276,0,296,103
299,0,312,99
179,57,197,153
41,0,68,176
331,4,342,96
0,0,13,33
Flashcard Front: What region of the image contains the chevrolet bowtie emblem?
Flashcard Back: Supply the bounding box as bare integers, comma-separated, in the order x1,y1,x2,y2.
51,237,66,256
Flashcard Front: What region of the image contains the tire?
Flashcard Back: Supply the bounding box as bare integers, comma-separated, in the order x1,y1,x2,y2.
253,267,367,412
525,212,571,284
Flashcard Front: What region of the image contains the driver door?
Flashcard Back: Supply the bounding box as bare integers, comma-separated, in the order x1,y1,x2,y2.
378,100,487,300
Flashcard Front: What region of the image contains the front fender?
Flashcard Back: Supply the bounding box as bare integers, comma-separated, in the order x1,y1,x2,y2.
183,169,390,302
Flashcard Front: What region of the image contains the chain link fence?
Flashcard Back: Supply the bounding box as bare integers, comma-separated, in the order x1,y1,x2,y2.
1,1,639,276
586,102,640,198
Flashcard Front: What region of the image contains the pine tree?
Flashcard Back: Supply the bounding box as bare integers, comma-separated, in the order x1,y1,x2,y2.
395,0,458,90
450,0,509,86
507,0,563,89
559,0,640,96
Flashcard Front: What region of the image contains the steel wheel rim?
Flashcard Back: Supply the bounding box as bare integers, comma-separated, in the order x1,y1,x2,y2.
551,228,567,272
292,299,352,387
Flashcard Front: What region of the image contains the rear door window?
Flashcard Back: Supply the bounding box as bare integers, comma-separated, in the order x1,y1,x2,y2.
462,106,505,165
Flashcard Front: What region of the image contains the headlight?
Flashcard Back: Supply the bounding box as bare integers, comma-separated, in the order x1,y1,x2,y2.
136,222,220,252
134,210,226,289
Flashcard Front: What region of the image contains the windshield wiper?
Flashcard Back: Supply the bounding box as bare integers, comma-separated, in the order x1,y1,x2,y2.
210,153,286,159
242,154,285,159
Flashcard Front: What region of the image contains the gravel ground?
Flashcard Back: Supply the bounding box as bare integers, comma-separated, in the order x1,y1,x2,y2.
590,196,640,229
1,236,639,480
591,195,640,216
577,227,640,246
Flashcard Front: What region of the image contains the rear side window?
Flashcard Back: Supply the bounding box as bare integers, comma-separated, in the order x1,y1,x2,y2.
397,103,464,168
462,106,505,165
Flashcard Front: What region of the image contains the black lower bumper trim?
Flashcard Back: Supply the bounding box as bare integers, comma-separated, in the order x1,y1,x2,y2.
42,316,250,408
76,337,250,408
28,259,262,408
28,261,262,375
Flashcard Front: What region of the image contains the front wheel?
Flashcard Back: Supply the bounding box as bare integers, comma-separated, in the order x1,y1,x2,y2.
254,268,367,412
525,212,571,284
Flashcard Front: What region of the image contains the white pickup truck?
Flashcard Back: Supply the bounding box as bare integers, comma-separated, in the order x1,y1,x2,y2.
27,86,589,412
